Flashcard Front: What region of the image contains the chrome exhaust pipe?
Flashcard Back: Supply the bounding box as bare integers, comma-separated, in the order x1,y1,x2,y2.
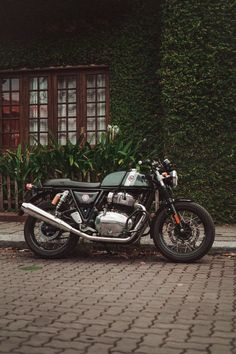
21,202,147,244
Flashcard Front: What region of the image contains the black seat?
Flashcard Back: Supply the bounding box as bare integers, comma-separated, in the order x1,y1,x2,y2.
43,178,101,189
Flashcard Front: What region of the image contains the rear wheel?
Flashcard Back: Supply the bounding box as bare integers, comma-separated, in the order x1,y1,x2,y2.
24,201,79,259
152,202,215,262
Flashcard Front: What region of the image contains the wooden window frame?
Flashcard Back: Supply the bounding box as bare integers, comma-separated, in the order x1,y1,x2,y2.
0,66,109,149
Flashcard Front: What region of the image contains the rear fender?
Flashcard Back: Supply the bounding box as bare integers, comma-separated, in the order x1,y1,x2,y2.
19,191,55,215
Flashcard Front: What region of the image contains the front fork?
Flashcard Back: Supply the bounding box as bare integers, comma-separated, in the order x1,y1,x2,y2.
160,185,185,232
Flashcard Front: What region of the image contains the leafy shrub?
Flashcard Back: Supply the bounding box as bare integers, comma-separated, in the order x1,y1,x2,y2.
0,130,147,209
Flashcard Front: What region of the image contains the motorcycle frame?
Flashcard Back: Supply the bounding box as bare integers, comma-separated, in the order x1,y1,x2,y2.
23,184,156,226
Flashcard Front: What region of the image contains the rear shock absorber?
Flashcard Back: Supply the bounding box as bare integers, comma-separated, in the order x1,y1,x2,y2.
55,190,69,216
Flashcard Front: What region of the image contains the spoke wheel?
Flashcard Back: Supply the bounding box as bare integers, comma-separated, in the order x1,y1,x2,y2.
152,202,215,262
24,201,79,259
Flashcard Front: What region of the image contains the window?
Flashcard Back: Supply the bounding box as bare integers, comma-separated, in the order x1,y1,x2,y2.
86,74,107,144
1,78,20,148
0,67,109,148
57,75,77,145
29,76,49,145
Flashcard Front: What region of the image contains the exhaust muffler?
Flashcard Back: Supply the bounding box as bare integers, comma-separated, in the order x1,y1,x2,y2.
21,202,146,244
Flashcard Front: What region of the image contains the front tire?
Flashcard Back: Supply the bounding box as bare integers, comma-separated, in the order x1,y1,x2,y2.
24,201,79,259
152,202,215,262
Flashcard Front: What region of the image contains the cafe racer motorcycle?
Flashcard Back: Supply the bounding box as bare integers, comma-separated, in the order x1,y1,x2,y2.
21,159,215,262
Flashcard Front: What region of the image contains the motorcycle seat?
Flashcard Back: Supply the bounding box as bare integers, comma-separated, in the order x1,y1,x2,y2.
43,179,101,189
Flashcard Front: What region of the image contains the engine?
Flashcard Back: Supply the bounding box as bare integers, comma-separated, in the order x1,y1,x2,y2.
95,192,136,237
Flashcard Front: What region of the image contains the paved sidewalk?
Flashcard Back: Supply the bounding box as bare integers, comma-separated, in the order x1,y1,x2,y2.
0,221,235,252
0,252,235,354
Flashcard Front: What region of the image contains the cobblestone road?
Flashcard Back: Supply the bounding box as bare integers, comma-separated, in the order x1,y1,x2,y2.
0,251,235,354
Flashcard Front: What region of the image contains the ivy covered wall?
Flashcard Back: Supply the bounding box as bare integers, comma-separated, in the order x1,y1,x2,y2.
158,0,235,222
0,0,235,222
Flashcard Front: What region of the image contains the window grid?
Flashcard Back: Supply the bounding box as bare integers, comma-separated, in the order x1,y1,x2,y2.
29,77,48,146
0,68,109,148
57,75,77,145
1,78,20,148
86,74,106,144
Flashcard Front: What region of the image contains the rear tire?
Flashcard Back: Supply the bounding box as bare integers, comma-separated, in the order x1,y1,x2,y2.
24,201,79,259
152,202,215,262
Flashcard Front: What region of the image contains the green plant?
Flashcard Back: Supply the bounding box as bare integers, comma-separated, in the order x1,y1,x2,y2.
0,130,151,210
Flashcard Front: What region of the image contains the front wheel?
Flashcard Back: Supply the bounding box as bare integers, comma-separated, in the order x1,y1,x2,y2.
24,201,79,259
152,202,215,262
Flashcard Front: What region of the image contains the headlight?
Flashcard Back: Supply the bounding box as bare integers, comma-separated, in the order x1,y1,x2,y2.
170,170,178,188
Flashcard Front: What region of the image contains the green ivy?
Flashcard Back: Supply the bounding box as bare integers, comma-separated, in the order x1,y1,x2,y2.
0,0,235,222
158,0,236,223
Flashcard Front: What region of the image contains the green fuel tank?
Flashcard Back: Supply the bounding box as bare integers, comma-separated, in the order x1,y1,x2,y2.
101,169,150,187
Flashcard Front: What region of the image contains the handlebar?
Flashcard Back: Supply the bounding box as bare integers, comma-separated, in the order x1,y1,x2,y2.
138,158,174,173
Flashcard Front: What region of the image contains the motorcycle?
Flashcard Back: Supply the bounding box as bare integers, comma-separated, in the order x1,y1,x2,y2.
21,158,215,262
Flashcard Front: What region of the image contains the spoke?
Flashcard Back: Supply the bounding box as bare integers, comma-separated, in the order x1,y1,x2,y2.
183,241,195,252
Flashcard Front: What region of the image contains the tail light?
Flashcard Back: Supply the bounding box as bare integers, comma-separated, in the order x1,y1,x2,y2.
25,183,34,191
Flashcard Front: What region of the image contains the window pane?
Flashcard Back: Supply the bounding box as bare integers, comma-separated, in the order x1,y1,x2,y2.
97,89,105,102
68,90,76,103
39,105,48,118
87,118,95,131
68,77,76,88
87,103,96,116
12,92,20,104
58,104,66,117
97,103,105,116
39,133,48,145
2,79,10,91
97,74,105,87
87,89,96,102
39,91,48,104
68,132,76,144
30,92,38,104
2,106,10,117
29,119,38,132
11,78,19,91
40,119,48,132
97,117,106,131
2,93,10,105
29,133,38,145
87,75,96,88
11,106,20,117
39,77,47,90
58,133,67,145
68,118,76,131
3,133,19,147
29,105,38,118
68,104,76,117
97,131,104,142
87,132,96,144
58,77,66,89
30,78,38,90
58,90,67,103
58,119,67,131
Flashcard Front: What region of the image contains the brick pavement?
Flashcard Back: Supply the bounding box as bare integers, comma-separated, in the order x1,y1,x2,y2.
0,251,235,354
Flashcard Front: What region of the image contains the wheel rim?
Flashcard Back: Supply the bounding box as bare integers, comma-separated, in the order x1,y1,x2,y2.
31,209,71,251
160,210,206,255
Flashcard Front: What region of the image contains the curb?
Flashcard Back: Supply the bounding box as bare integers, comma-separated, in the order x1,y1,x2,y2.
0,239,235,255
